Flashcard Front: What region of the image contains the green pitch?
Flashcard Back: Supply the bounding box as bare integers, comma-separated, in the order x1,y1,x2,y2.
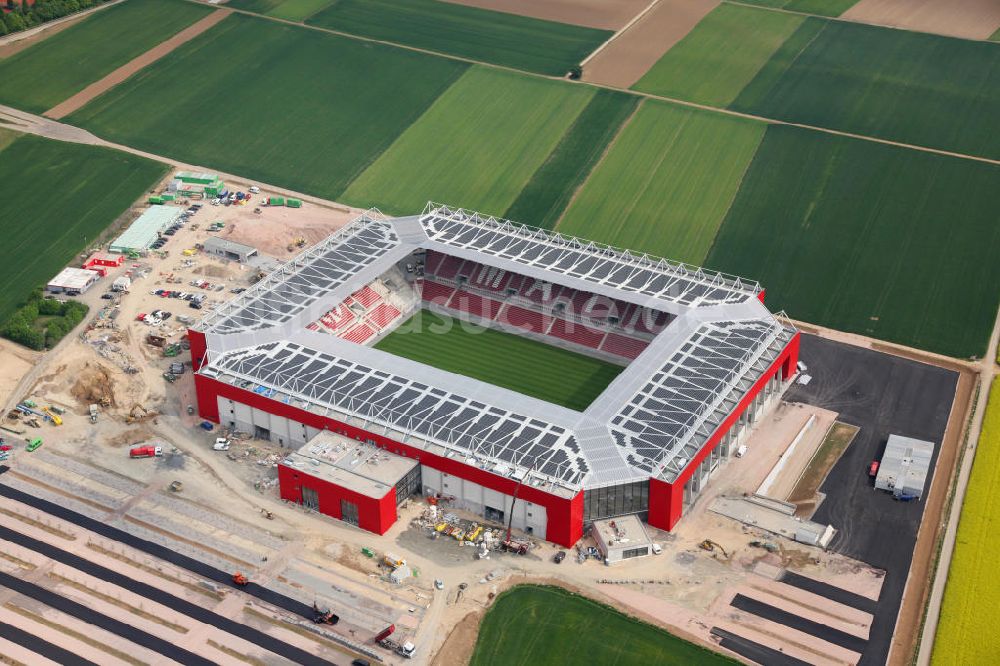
559,101,765,265
375,311,623,411
0,0,212,114
0,133,166,321
471,585,738,666
343,67,593,216
707,125,1000,358
69,13,467,201
306,0,610,76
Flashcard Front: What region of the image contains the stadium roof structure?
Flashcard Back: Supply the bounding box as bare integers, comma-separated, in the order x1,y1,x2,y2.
196,204,795,493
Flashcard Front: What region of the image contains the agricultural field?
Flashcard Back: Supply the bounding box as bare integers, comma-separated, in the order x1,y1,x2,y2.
559,101,765,266
470,585,738,665
375,311,623,411
731,18,1000,160
0,132,166,322
932,378,1000,665
503,90,639,229
226,0,333,22
706,125,1000,358
342,67,593,216
0,0,212,114
633,4,805,106
69,13,467,201
634,4,1000,159
306,0,610,75
733,0,859,15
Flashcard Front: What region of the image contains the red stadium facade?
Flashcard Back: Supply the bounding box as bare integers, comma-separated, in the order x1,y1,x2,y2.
189,206,800,548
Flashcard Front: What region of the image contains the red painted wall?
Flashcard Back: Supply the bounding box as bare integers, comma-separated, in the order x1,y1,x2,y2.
188,329,208,371
195,374,584,547
277,463,396,534
648,331,801,531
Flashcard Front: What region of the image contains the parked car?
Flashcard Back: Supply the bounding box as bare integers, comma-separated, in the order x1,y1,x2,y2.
213,438,230,451
160,312,172,320
101,292,115,300
553,551,566,564
136,313,147,321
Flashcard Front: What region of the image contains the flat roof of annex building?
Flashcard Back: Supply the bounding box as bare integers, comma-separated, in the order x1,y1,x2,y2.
195,204,795,496
283,431,418,499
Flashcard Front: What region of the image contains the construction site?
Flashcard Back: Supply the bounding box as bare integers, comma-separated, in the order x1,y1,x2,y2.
0,182,977,666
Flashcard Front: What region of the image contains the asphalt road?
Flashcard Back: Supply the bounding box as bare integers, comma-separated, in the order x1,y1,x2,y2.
731,593,868,654
0,524,340,666
0,619,102,666
0,569,216,666
0,479,315,617
785,334,957,666
710,627,812,666
780,571,877,614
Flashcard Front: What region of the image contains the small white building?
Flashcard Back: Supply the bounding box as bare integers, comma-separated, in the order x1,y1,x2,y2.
112,276,132,292
46,267,101,295
875,434,934,499
203,237,259,263
592,515,654,564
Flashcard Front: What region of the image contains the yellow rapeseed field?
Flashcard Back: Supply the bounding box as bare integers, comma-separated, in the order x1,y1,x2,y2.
932,377,1000,664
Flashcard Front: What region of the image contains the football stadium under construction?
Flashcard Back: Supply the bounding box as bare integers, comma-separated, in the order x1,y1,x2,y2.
189,204,800,547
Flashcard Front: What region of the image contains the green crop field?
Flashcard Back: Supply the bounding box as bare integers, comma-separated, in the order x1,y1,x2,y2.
471,585,738,666
503,90,639,230
729,0,858,15
0,0,212,114
343,67,593,216
375,311,623,411
227,0,334,22
0,133,166,322
559,101,765,266
633,4,805,106
732,18,1000,160
69,13,467,201
706,125,1000,358
933,378,1000,665
306,0,610,76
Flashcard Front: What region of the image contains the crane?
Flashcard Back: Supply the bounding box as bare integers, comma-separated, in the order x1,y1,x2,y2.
503,462,536,554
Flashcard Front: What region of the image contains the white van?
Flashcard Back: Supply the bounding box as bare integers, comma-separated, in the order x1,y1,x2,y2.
735,444,748,458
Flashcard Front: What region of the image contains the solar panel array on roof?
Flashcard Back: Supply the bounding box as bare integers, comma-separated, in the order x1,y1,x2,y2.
420,204,759,307
611,319,791,482
199,213,398,334
205,341,589,485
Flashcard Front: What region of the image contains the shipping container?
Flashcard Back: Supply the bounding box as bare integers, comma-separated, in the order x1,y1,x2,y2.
286,198,302,208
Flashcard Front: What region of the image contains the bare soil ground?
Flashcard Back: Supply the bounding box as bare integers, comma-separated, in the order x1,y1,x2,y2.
582,0,719,88
440,0,652,30
843,0,1000,40
787,422,859,517
45,9,232,120
0,340,40,410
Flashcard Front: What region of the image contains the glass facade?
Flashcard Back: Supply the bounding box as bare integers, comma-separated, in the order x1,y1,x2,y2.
394,465,422,505
622,546,649,559
583,480,649,523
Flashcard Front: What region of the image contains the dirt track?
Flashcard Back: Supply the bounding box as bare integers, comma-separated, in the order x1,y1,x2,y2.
44,9,232,120
441,0,651,30
843,0,1000,40
582,0,719,88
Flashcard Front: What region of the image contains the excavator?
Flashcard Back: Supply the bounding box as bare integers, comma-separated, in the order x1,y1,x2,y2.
312,602,339,625
126,403,150,424
232,571,249,586
699,540,730,558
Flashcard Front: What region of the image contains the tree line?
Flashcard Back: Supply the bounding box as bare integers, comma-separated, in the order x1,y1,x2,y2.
0,0,114,36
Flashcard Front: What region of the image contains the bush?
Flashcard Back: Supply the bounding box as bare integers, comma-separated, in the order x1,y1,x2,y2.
0,289,89,350
4,12,25,32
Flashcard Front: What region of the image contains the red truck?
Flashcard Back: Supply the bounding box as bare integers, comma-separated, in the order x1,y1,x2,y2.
129,445,163,458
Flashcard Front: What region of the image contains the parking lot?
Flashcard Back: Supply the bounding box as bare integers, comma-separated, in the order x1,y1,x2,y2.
786,334,961,666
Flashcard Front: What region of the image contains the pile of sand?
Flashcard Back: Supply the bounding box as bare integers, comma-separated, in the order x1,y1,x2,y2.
70,363,117,408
